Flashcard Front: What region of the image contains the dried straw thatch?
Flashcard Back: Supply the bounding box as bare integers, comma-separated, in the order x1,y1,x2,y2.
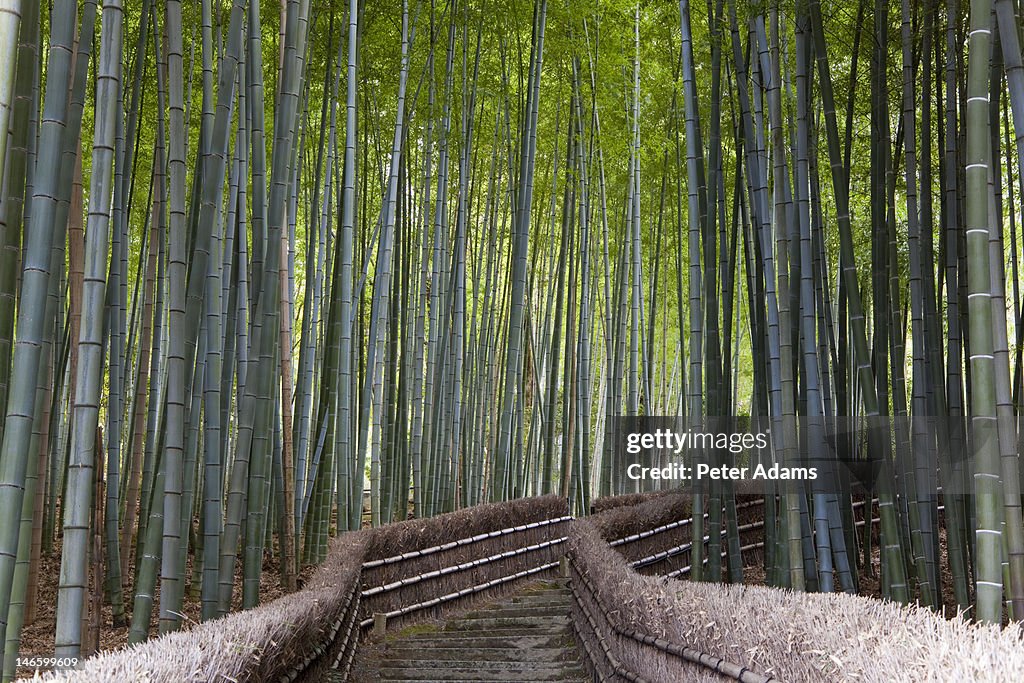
569,519,773,682
662,575,1024,682
36,534,367,683
589,489,765,578
570,518,1024,682
593,492,701,577
590,489,679,514
363,494,569,560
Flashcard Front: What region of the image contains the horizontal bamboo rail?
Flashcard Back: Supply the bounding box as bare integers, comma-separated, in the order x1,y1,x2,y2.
664,542,765,579
631,519,764,569
282,578,361,681
613,496,884,575
607,497,766,548
660,502,945,579
356,501,571,638
361,536,567,597
359,561,560,629
362,515,573,568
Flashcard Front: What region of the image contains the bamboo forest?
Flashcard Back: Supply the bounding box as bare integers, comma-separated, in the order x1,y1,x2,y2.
3,0,1024,676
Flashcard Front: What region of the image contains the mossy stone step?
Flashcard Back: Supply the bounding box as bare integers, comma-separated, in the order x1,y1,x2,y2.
348,578,587,682
384,645,577,662
461,605,571,618
443,614,572,630
395,632,573,648
402,625,573,639
374,666,587,681
507,591,573,603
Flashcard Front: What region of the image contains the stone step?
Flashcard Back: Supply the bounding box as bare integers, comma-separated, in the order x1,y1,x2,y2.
374,665,588,681
516,581,569,589
403,625,573,639
394,633,573,649
444,615,572,630
349,579,585,683
461,605,570,619
383,646,577,663
506,592,572,604
380,658,583,670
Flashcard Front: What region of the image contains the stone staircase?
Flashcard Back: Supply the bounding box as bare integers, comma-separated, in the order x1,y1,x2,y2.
347,579,590,682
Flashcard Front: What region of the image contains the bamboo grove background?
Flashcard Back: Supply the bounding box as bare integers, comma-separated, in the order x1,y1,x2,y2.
1,0,1024,674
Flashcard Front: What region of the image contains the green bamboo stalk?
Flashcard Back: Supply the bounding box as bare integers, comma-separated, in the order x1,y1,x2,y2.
219,0,302,613
627,7,643,428
121,149,161,582
130,13,165,628
794,8,831,594
680,0,705,578
335,0,359,530
0,0,80,653
159,0,189,635
0,0,23,187
54,0,122,657
4,43,47,654
199,80,226,622
358,0,411,526
941,0,972,613
962,0,1004,624
992,0,1024,619
0,0,37,448
902,0,938,607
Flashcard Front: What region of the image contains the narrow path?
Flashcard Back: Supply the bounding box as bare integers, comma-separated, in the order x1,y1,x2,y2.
348,579,589,682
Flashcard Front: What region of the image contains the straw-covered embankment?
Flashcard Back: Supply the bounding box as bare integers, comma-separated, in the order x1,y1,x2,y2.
36,533,367,682
667,578,1024,681
570,517,1024,682
569,519,773,682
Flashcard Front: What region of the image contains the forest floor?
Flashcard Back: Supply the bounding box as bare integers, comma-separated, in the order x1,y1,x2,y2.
858,527,965,618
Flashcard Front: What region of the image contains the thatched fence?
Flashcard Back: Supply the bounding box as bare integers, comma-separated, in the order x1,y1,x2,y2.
568,519,778,683
356,494,570,633
592,490,766,578
571,504,1024,683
